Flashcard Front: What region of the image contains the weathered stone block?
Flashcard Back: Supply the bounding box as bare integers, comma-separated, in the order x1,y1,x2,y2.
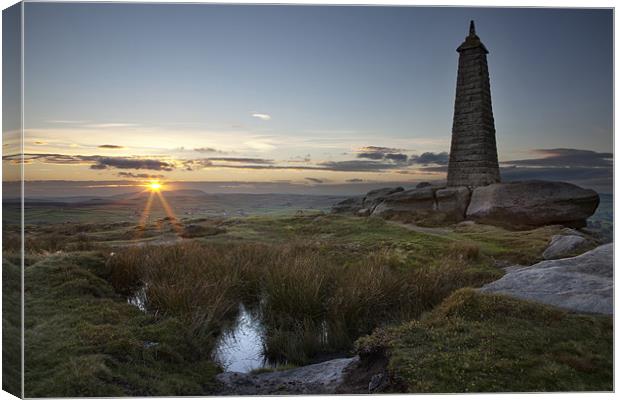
466,180,600,229
371,187,436,221
436,186,471,221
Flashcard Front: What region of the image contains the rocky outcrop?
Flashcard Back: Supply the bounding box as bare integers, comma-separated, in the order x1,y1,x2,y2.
466,180,599,229
331,187,404,215
333,180,599,230
542,234,588,260
480,243,613,315
332,196,363,214
216,356,360,395
362,187,404,211
371,187,436,221
371,186,471,225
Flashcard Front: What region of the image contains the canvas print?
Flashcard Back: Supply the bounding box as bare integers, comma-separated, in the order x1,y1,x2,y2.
2,3,613,397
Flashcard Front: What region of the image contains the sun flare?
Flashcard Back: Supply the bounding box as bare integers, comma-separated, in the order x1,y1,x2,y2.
148,181,162,191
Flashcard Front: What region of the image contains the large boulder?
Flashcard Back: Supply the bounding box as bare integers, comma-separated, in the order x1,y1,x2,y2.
435,186,470,222
466,180,599,229
362,187,404,212
542,234,588,260
480,243,613,315
371,187,435,221
331,187,404,215
331,196,363,214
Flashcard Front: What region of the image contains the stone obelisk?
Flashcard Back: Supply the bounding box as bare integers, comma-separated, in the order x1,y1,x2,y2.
447,21,500,187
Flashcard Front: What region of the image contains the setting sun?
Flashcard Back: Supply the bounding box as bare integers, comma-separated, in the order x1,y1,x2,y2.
148,181,162,191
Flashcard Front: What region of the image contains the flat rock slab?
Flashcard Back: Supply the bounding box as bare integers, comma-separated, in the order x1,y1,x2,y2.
216,356,360,395
480,243,613,315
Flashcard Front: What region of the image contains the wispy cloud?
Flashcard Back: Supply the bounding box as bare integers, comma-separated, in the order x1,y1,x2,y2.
317,160,404,172
117,172,165,179
98,144,125,149
251,113,272,121
83,123,139,129
4,153,175,171
194,147,224,153
503,148,612,168
91,157,174,171
356,146,409,163
206,157,273,164
409,152,449,165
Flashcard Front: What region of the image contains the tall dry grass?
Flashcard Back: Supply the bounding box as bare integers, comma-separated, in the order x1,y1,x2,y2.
107,239,494,364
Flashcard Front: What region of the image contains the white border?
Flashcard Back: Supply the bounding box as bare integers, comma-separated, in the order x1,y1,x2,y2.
0,1,616,400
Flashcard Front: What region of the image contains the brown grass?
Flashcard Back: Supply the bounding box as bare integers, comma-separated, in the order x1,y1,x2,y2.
107,240,499,364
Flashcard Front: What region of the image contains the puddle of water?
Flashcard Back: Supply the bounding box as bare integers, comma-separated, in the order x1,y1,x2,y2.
213,304,275,373
127,285,147,312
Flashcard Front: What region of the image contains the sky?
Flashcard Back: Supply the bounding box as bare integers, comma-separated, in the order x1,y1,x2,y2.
3,4,613,194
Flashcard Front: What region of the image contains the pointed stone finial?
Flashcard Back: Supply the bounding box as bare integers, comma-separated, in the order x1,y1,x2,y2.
469,20,476,36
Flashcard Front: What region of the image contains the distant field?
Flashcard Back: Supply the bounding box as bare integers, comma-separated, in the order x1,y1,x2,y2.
4,191,348,225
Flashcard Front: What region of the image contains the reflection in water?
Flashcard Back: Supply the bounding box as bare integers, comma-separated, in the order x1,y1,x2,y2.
126,291,279,373
127,285,147,312
213,304,274,373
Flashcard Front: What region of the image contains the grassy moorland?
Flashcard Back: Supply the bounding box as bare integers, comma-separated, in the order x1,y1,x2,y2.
10,212,611,396
356,289,613,392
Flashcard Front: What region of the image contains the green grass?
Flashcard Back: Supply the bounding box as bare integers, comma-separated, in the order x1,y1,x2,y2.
450,223,568,265
2,254,22,397
108,238,502,366
17,211,606,396
356,289,613,393
24,251,221,397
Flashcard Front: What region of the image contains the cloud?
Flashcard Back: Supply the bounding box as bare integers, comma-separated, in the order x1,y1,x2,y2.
503,148,612,168
499,148,612,193
346,178,365,182
6,153,96,165
356,146,409,163
194,147,223,153
90,157,174,171
117,172,165,179
33,141,47,145
251,113,272,121
357,151,385,160
409,152,449,165
98,144,125,149
305,177,324,184
358,146,404,153
83,123,139,129
385,153,408,162
206,157,273,164
317,160,403,172
4,153,175,171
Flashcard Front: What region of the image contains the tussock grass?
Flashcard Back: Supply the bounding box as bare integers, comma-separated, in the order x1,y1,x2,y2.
356,289,612,392
24,252,220,397
108,240,500,365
